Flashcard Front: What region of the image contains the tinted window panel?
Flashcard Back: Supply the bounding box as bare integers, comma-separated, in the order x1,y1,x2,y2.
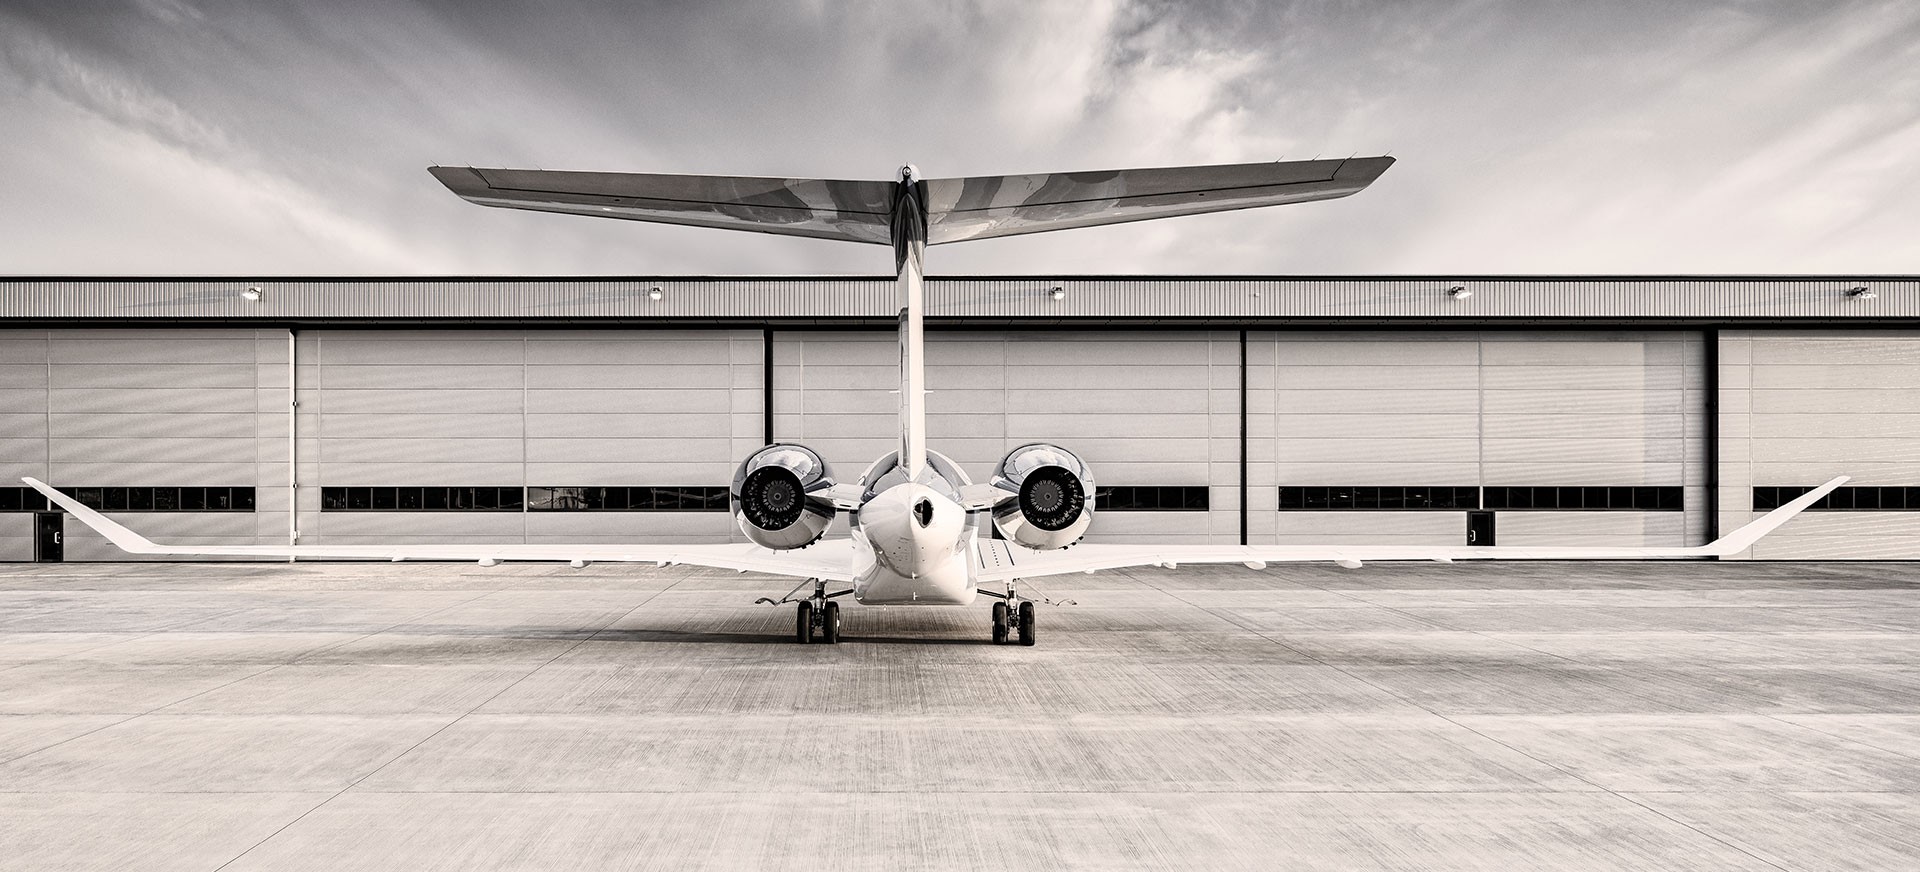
322,487,524,512
1754,485,1920,512
14,485,249,513
1277,486,1482,511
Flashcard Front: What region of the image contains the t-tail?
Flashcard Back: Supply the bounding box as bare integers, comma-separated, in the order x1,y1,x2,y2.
427,156,1398,474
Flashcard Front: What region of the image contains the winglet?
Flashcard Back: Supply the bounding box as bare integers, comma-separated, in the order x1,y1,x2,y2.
21,478,168,554
1701,475,1848,557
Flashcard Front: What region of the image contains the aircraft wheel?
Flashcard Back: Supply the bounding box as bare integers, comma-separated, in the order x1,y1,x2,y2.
1017,601,1036,647
822,600,841,644
795,600,814,644
991,601,1009,644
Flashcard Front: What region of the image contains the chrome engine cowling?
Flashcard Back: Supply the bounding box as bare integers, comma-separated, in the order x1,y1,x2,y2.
730,444,836,549
989,443,1094,550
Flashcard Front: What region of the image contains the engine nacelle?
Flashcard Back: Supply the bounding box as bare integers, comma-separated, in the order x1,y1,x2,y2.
989,443,1094,550
731,444,837,550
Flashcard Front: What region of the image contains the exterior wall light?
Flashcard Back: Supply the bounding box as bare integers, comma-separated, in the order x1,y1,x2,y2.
240,286,263,302
647,287,664,301
1447,286,1472,300
1846,287,1877,300
1049,287,1066,301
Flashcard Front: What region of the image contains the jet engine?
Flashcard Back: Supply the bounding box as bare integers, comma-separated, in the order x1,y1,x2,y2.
731,444,837,549
989,443,1095,550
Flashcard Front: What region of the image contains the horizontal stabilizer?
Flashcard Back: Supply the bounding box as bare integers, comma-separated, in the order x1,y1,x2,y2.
428,157,1394,245
923,156,1394,243
428,167,896,244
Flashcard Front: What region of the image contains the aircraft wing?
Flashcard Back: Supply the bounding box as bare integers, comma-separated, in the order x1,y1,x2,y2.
22,479,858,582
428,166,896,245
976,476,1848,583
922,156,1393,244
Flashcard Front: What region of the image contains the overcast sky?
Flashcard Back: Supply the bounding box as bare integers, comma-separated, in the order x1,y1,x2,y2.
1,0,1916,276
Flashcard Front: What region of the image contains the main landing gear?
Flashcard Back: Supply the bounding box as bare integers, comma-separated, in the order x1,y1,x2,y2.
790,579,844,645
987,580,1036,646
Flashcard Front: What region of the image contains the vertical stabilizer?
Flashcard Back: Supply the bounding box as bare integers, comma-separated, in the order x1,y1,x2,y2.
892,166,929,479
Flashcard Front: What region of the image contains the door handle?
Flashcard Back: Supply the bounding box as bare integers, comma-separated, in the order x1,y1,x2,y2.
52,532,60,544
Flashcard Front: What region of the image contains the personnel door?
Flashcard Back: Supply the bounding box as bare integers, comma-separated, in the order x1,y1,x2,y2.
35,512,63,562
1467,511,1495,547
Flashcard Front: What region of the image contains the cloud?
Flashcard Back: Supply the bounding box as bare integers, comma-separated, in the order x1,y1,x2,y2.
0,0,1915,276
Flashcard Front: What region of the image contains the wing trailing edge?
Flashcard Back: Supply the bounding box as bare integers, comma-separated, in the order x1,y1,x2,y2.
975,476,1850,582
21,478,857,581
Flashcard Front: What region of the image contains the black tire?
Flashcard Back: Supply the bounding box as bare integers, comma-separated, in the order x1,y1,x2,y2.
992,601,1009,644
822,600,840,644
795,600,814,644
1017,601,1036,647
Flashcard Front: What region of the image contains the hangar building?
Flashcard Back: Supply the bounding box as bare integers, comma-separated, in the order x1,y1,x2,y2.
0,275,1914,562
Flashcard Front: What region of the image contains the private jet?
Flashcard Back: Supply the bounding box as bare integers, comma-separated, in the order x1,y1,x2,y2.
25,157,1847,645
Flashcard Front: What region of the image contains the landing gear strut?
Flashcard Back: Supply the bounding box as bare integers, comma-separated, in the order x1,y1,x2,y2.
988,579,1036,646
789,579,844,645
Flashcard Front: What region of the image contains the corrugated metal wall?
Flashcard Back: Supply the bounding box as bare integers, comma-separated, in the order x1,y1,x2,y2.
4,318,1917,560
1250,331,1704,548
1722,330,1920,559
0,328,287,561
774,330,1237,545
302,330,762,547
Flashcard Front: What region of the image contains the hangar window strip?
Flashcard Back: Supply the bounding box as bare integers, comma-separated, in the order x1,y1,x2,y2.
1485,486,1683,511
1095,487,1209,512
0,486,255,512
1755,486,1920,512
320,487,525,512
528,487,730,512
1277,487,1480,511
1276,486,1685,511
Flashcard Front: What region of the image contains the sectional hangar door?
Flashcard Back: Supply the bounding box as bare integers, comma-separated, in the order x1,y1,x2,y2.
2,325,1918,560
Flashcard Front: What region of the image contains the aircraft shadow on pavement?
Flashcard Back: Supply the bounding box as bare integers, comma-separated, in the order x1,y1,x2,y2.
588,627,992,646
